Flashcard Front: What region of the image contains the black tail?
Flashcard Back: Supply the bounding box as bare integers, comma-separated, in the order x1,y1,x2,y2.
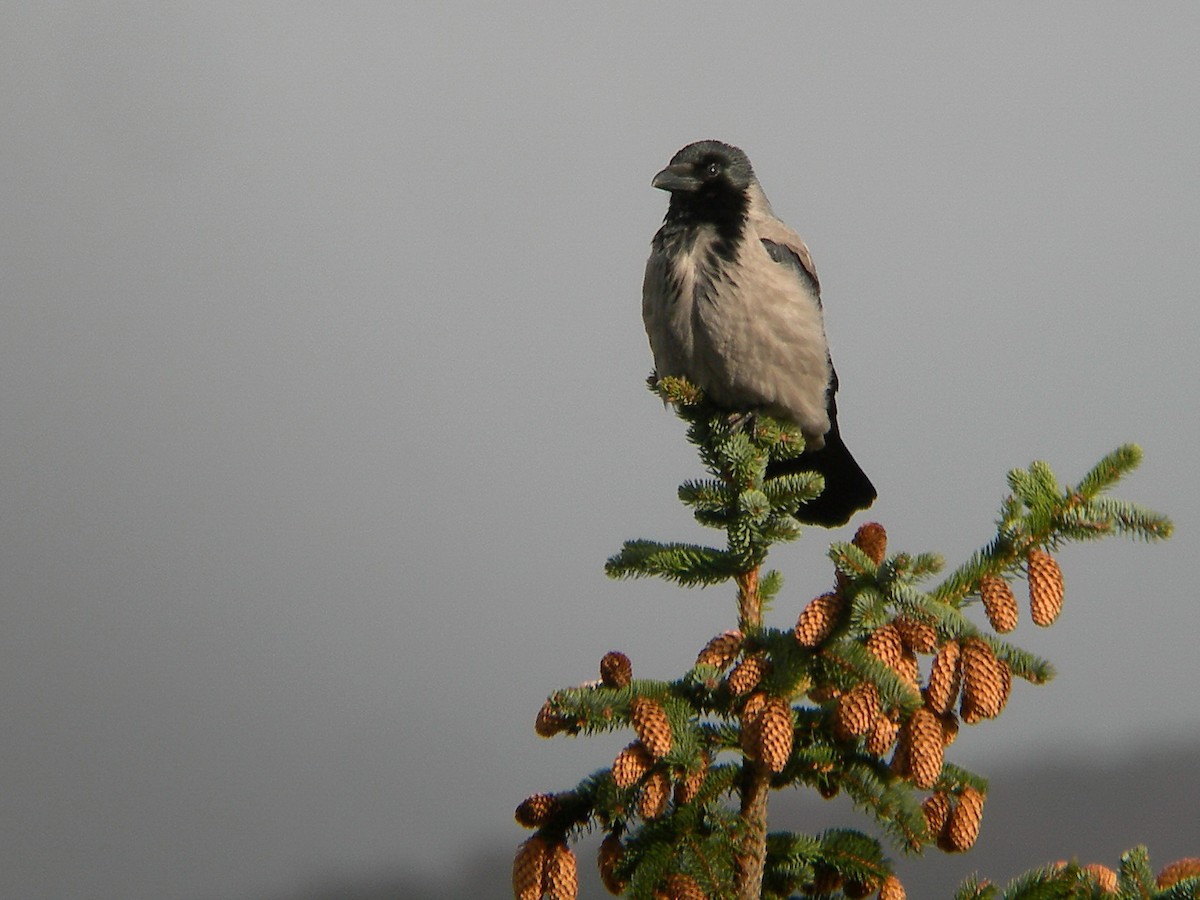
768,426,876,527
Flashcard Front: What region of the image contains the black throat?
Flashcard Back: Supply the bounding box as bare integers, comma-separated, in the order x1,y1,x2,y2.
658,186,749,263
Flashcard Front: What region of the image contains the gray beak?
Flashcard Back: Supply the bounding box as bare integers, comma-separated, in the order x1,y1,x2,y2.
651,163,701,193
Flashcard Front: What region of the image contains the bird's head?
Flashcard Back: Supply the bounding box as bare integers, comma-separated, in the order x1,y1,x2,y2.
653,140,756,224
653,141,755,194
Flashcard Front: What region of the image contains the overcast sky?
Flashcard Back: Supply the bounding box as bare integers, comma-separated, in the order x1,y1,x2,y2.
2,4,1198,898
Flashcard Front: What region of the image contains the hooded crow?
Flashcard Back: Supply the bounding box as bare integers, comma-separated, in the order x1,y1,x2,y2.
643,140,876,526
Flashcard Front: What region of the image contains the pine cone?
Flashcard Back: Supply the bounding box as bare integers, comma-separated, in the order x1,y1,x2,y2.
979,575,1019,633
727,653,770,696
795,591,843,647
740,691,768,756
946,786,985,852
1027,548,1065,626
922,792,952,841
695,629,744,669
925,640,962,716
512,835,548,900
741,690,769,721
889,725,911,778
1082,863,1118,893
1157,857,1200,889
757,697,794,773
865,710,900,757
866,624,906,673
811,867,844,894
638,768,670,819
879,874,906,900
895,615,938,653
906,708,945,789
515,793,558,828
959,694,984,725
835,682,881,740
535,699,569,737
545,841,578,900
844,878,878,899
960,638,1010,720
597,833,627,896
897,646,921,691
674,752,709,805
657,873,707,900
938,711,959,746
807,683,842,704
854,521,888,564
612,741,653,789
630,696,673,759
600,651,633,688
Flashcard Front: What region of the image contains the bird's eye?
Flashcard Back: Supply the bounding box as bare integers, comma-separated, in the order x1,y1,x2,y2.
705,162,721,178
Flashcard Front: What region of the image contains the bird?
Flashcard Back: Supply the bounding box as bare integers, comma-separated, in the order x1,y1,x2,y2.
642,140,876,526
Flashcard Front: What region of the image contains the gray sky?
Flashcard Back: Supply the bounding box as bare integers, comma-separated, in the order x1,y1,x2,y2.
2,4,1198,898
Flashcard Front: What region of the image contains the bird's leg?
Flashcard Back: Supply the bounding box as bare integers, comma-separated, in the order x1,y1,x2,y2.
725,410,760,435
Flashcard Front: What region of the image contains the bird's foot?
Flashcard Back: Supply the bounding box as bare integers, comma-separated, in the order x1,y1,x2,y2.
725,410,760,435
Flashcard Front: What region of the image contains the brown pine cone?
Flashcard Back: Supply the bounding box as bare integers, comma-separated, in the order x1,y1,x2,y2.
727,653,770,696
807,683,842,704
889,725,911,778
795,591,843,647
879,874,906,900
979,575,1019,633
740,691,768,756
895,615,938,653
657,873,707,900
741,690,768,721
844,877,879,898
959,693,985,725
674,752,709,805
630,696,673,759
898,646,921,691
853,521,888,564
811,866,844,894
922,792,952,841
695,629,744,669
1027,548,1065,626
514,793,558,828
535,699,569,737
545,841,578,900
960,638,1010,720
600,651,633,688
938,712,960,747
638,768,670,819
512,835,548,900
1157,857,1200,888
866,624,906,673
612,741,653,789
865,711,900,757
906,708,945,789
597,833,627,896
757,697,795,773
835,682,881,740
946,786,985,852
1082,863,1118,893
999,659,1012,708
925,640,962,716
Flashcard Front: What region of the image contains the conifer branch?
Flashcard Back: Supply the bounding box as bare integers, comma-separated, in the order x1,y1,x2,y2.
515,376,1175,899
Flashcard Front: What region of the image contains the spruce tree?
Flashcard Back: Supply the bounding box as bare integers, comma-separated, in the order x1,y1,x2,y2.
512,375,1190,900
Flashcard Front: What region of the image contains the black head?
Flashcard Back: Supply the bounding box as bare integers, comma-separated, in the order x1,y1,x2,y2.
652,141,755,235
652,140,756,196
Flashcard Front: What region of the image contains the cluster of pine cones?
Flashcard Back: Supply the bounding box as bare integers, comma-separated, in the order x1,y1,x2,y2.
795,524,1066,853
514,522,1071,899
